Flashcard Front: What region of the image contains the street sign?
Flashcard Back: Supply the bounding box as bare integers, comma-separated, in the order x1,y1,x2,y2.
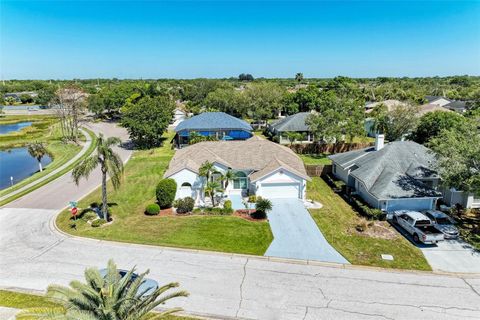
69,201,78,208
71,207,78,216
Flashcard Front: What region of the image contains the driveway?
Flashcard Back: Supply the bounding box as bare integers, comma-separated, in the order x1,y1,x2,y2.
265,198,349,264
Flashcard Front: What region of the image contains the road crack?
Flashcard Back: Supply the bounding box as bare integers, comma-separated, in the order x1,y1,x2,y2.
235,258,249,319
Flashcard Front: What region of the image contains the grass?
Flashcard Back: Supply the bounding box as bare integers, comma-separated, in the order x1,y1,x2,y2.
56,131,273,255
307,177,431,270
455,209,480,251
0,125,97,206
0,290,195,319
299,153,331,165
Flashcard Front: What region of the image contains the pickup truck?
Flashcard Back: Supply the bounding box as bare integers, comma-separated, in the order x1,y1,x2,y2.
392,210,444,244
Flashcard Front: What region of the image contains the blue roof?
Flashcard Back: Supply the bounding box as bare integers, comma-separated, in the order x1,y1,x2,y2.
175,112,253,132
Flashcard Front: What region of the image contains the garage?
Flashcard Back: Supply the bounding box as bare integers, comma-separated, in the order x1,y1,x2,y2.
260,182,300,199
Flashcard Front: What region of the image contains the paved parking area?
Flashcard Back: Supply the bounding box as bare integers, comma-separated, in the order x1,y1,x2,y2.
265,198,349,263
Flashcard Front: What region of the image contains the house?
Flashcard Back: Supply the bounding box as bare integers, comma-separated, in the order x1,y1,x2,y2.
171,108,186,127
267,112,314,144
164,139,311,205
329,135,442,211
425,96,467,113
173,112,253,147
417,103,452,116
3,91,38,103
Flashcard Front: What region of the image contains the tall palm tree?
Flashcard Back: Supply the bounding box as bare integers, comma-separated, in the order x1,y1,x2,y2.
17,259,188,320
198,161,216,182
72,134,123,220
222,170,236,189
27,141,53,172
204,181,223,207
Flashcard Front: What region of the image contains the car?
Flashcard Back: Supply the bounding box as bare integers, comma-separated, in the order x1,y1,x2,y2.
99,268,158,296
392,210,444,244
423,210,459,239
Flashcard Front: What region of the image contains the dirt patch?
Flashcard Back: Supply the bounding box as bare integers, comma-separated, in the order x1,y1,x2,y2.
234,210,267,222
159,208,174,216
351,220,398,240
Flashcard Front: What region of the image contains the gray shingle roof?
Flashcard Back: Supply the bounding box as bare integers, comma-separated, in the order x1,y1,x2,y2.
329,141,440,199
445,100,467,111
270,112,311,132
425,95,451,103
175,112,252,132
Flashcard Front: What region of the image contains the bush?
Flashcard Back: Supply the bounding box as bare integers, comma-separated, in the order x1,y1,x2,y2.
91,219,107,227
174,197,195,214
224,200,232,211
251,198,272,219
250,210,267,219
145,203,160,215
248,195,257,203
156,179,177,209
351,195,384,220
81,211,98,221
193,207,232,215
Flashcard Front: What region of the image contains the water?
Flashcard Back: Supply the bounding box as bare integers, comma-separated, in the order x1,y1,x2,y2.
0,147,52,190
0,122,33,134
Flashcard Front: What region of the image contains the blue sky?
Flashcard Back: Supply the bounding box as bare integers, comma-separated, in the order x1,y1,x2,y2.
1,1,479,79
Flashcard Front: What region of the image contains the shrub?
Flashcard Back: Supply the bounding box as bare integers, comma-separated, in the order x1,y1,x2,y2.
193,207,232,215
251,198,272,219
174,197,195,214
81,211,98,221
224,200,232,211
351,195,384,220
156,179,177,208
248,195,257,203
91,219,107,227
250,210,267,219
145,203,160,215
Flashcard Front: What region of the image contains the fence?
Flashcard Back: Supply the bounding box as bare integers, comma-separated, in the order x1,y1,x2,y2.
289,141,373,154
304,164,332,177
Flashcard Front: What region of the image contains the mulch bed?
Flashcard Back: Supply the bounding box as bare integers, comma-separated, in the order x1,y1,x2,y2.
234,209,267,222
159,208,174,216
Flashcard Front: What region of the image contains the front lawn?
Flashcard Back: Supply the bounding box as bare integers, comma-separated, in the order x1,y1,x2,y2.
56,131,273,255
307,177,431,270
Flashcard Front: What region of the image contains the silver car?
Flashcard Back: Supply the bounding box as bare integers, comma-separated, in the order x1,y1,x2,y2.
423,210,459,239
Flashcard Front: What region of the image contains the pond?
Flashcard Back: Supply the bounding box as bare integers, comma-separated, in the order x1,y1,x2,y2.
0,121,33,134
0,147,52,190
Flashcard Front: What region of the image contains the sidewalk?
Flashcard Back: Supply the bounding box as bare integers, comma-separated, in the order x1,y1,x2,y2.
0,307,18,320
0,128,93,203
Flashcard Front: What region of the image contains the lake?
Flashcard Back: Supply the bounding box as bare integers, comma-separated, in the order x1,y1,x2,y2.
0,147,52,190
0,121,33,134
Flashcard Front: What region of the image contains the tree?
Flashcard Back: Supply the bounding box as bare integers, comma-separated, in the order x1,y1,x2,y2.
285,132,303,146
204,181,223,207
72,134,123,220
370,103,420,141
411,111,466,144
287,85,319,112
35,88,55,106
204,88,247,117
295,73,304,83
429,124,480,196
156,178,177,209
239,73,254,81
252,198,273,219
27,141,53,172
53,87,87,143
198,161,216,182
222,170,236,189
244,82,285,120
87,94,105,117
17,259,188,320
121,96,175,148
20,93,34,104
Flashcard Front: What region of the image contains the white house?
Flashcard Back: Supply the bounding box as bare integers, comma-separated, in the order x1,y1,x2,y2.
329,135,442,212
164,138,310,205
171,108,187,127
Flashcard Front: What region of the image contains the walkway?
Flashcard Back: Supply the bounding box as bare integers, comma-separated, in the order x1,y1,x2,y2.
265,198,349,263
0,128,92,204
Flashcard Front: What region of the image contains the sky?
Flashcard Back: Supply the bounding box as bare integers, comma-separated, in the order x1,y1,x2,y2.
1,1,479,79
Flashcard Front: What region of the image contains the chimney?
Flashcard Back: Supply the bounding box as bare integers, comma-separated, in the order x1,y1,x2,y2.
375,134,385,151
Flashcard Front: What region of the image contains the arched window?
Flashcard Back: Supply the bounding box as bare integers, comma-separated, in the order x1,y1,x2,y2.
233,172,247,189
181,182,192,187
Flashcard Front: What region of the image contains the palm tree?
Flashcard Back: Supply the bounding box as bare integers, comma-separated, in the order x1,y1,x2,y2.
204,181,223,207
27,141,53,172
295,72,304,83
17,259,188,320
198,161,216,182
72,134,123,221
222,170,236,189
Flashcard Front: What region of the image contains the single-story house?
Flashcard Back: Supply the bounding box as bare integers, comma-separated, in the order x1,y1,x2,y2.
329,135,442,212
164,139,311,205
171,108,186,127
267,112,314,144
174,112,253,147
425,96,467,113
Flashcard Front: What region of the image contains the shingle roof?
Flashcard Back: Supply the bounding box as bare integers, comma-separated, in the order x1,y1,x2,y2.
329,141,440,199
417,104,452,116
175,112,252,132
270,112,311,132
164,139,310,181
425,95,451,103
445,100,467,111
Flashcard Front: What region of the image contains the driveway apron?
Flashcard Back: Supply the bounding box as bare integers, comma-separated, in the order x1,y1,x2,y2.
265,198,349,264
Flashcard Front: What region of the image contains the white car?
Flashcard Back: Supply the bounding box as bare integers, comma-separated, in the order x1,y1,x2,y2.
423,210,459,239
392,210,444,244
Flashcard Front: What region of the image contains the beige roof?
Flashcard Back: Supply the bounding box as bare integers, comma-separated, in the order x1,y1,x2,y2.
164,140,310,181
417,103,452,116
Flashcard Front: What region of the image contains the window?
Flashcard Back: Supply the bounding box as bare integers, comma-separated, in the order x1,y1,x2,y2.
233,172,248,189
181,182,192,187
333,165,336,174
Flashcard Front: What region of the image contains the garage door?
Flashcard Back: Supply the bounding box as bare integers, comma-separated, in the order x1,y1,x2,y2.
261,183,299,199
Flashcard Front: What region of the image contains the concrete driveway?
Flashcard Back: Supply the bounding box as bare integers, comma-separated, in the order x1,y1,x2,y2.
265,198,349,264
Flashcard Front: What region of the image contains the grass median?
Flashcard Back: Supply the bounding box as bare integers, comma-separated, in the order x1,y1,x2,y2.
56,131,273,256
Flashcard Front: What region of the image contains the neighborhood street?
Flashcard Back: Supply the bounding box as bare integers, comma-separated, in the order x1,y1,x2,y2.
1,122,479,319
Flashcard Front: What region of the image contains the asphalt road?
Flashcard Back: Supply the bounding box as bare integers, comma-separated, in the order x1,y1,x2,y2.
1,122,479,319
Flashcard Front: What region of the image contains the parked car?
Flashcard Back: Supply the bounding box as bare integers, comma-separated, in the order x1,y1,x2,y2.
423,210,459,239
99,268,158,296
392,210,444,244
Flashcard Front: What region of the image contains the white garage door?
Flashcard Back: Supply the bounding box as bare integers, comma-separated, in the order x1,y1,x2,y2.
261,183,299,199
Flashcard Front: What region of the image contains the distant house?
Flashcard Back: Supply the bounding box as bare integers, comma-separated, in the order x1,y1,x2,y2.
3,91,38,103
173,112,253,147
267,112,314,144
171,108,186,127
164,139,310,204
417,103,452,116
425,96,467,113
329,135,442,211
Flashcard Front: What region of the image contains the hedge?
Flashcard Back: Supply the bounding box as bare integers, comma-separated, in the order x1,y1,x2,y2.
156,178,177,209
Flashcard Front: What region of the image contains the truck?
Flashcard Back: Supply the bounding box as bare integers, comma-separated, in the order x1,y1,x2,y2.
392,210,444,244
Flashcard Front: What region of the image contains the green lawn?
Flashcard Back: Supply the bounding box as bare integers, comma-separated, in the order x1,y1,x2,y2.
299,153,331,165
307,177,431,270
0,290,195,320
56,131,273,255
